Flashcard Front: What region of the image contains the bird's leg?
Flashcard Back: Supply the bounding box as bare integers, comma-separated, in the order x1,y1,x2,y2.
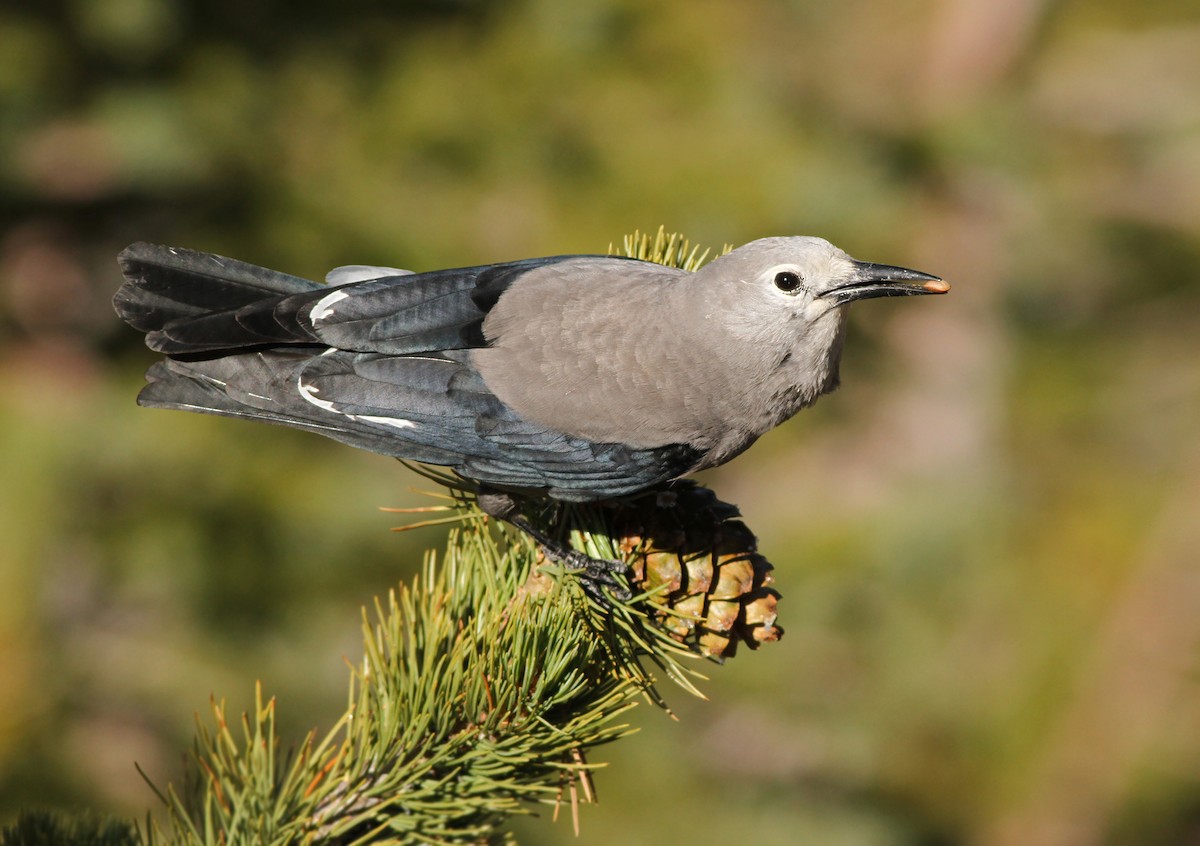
507,513,633,603
477,491,632,603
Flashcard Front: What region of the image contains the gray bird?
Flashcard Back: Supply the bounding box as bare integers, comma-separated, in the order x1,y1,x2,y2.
114,237,948,592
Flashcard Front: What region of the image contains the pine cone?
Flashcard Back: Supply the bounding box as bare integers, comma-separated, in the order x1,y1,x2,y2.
612,482,782,659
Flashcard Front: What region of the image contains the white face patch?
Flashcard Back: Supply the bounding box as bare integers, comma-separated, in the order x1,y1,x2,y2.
310,289,350,322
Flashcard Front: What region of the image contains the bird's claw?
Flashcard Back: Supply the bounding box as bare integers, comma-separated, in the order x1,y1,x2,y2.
552,547,633,604
494,504,632,603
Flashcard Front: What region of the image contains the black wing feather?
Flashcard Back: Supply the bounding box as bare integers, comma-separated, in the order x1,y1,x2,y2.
118,245,587,357
301,258,581,354
138,346,698,499
116,244,695,499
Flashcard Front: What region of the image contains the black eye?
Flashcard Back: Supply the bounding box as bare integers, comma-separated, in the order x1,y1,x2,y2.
774,271,803,293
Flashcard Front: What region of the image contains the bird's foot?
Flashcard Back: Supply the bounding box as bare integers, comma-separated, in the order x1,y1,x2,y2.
480,492,631,603
538,543,632,604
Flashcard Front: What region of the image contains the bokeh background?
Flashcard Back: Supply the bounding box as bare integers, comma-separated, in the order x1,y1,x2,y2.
3,0,1199,843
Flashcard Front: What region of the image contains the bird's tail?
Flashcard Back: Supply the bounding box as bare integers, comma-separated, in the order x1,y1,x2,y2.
113,242,325,354
114,244,480,464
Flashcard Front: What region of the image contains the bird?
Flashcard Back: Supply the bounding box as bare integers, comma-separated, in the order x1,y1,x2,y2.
114,236,948,595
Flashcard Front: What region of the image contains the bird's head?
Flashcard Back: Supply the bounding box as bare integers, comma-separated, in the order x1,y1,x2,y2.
699,236,949,330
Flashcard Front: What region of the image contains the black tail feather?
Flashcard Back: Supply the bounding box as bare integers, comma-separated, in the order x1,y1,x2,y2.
114,242,322,341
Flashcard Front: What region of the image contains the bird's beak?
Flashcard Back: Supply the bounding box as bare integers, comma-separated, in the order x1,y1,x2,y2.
825,262,950,305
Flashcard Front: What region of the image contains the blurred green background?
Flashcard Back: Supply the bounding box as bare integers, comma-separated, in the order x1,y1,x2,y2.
2,0,1199,843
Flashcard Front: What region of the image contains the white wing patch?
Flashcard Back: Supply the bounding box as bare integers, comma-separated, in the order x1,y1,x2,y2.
298,378,418,429
357,414,417,430
298,379,338,412
310,289,350,322
325,265,414,286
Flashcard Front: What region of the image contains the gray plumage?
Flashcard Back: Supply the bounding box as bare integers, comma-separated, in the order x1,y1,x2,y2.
113,237,947,501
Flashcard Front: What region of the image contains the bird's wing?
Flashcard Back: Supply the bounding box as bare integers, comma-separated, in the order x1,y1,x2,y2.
292,349,702,497
118,245,697,495
299,256,637,355
116,243,614,357
139,347,699,499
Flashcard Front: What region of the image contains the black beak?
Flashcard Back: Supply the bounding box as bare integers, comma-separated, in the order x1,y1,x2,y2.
826,262,950,305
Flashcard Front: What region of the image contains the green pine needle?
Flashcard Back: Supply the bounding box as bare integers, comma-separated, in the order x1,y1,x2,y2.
147,506,655,845
609,225,731,271
0,813,140,846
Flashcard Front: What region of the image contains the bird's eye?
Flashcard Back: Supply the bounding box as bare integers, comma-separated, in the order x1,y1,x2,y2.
774,271,803,293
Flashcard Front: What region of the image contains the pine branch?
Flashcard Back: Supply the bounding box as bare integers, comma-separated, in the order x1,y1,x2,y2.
145,477,780,844
145,509,629,844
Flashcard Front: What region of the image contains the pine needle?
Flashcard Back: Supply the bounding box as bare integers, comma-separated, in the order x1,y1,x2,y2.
609,224,732,271
388,514,475,532
378,505,455,514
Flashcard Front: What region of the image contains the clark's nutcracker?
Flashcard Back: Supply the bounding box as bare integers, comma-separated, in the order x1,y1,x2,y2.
114,237,948,593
